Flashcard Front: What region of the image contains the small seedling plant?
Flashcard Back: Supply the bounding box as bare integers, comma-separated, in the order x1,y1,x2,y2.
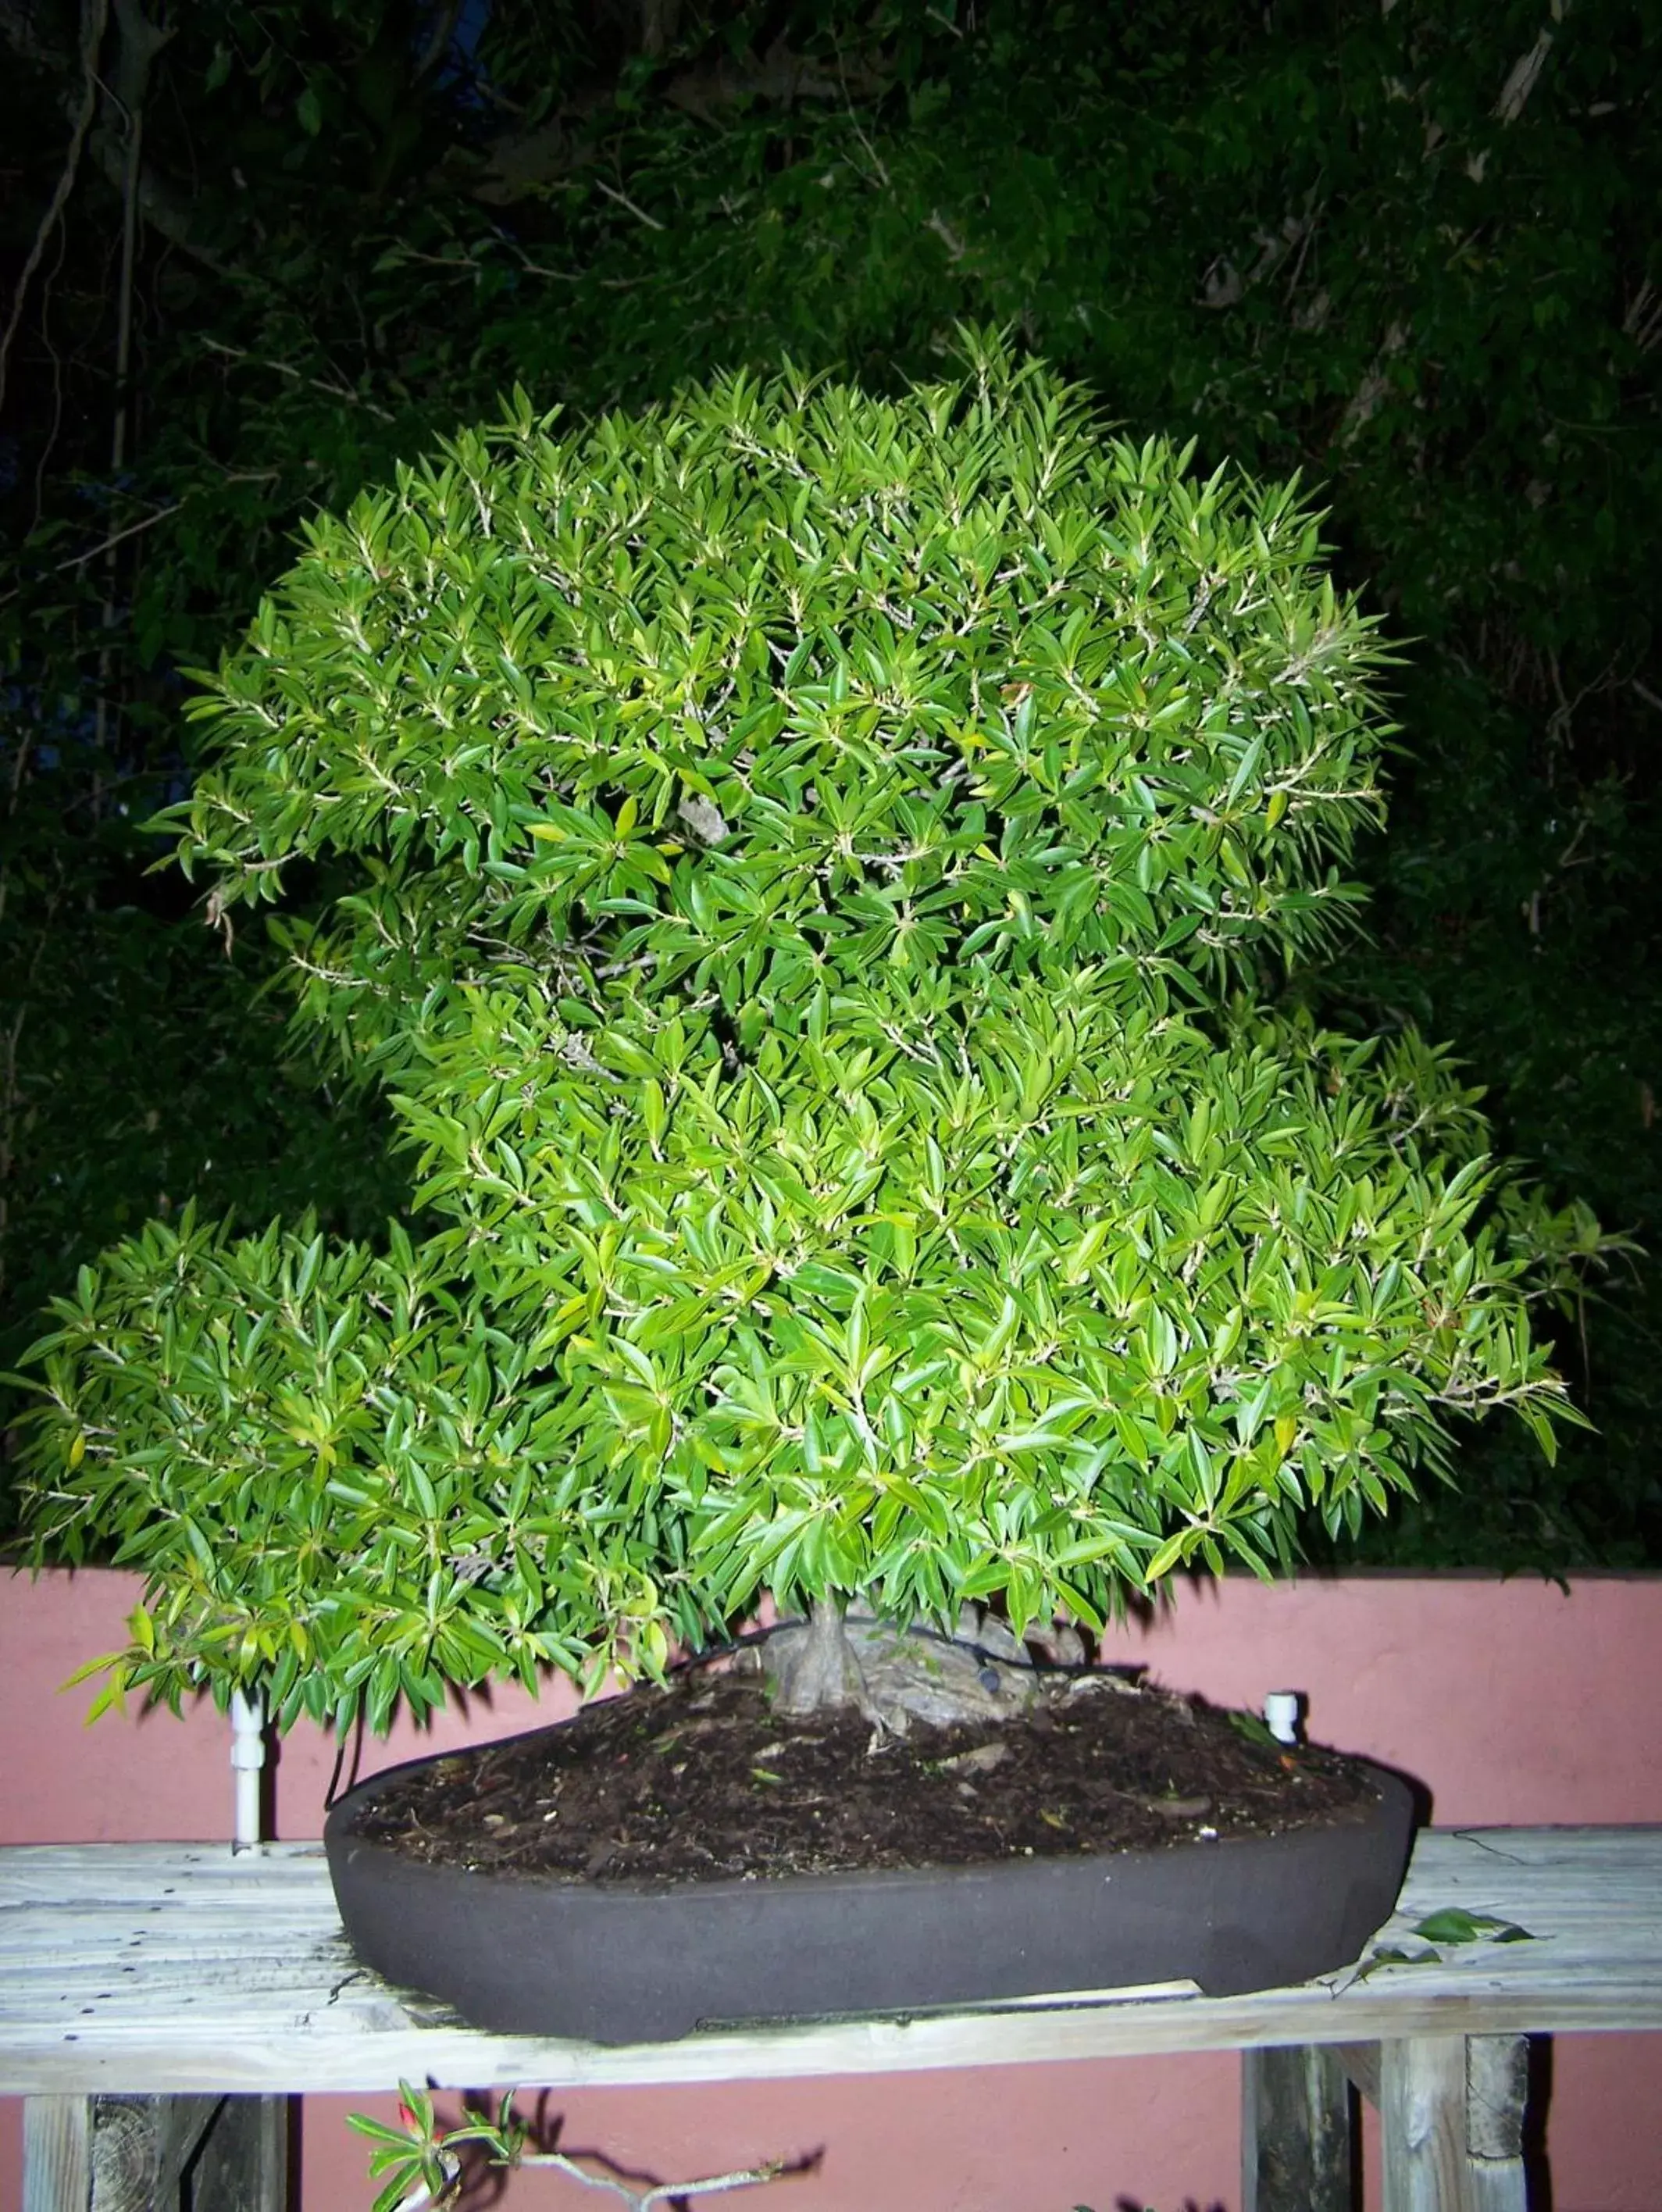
14,329,1598,1735
356,2085,787,2212
354,2089,1155,2212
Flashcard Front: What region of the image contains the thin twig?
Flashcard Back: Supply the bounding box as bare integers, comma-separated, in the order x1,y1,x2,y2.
392,2138,787,2212
517,2150,788,2209
0,0,109,416
48,501,183,573
391,246,589,283
0,1006,26,1304
199,337,396,420
926,210,966,262
591,177,667,231
95,0,159,771
0,498,178,607
27,220,70,528
1281,183,1324,301
836,42,891,188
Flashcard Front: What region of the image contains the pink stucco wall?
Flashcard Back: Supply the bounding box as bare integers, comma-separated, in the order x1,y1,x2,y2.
2,1566,1659,2210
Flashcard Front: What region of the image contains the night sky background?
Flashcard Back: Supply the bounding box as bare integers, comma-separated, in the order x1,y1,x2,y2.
3,0,1659,1567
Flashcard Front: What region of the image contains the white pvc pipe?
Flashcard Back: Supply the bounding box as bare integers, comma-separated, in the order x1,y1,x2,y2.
230,1687,266,1854
1263,1689,1301,1746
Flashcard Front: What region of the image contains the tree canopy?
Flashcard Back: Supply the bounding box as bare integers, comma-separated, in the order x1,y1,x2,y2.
14,347,1588,1731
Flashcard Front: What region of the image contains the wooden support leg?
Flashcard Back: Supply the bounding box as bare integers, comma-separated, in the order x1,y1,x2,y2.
22,2095,288,2212
1466,2036,1531,2212
1242,2045,1356,2211
1379,2036,1530,2212
23,2100,91,2212
184,2096,290,2212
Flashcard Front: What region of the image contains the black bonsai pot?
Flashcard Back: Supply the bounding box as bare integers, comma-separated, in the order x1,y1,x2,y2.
324,1730,1415,2045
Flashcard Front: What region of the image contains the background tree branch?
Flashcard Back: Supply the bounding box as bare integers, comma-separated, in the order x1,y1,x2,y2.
0,0,107,414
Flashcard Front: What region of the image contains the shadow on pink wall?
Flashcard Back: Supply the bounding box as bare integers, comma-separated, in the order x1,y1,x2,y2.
2,1567,1659,2211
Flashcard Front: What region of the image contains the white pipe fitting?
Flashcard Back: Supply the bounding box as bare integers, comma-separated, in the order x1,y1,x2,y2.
1263,1690,1301,1746
230,1687,266,1855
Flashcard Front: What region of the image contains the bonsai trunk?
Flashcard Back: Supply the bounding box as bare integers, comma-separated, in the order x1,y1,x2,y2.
768,1597,869,1719
759,1596,1041,1734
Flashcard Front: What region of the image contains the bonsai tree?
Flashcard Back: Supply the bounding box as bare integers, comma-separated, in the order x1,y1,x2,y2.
13,330,1595,1739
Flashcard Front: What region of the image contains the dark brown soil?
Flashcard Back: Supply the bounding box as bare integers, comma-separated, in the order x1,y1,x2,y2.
348,1650,1385,1886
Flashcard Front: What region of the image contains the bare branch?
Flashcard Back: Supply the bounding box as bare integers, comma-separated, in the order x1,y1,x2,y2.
591,177,667,231
0,0,109,416
518,2149,789,2209
926,209,966,262
200,337,396,420
55,501,183,573
0,0,229,276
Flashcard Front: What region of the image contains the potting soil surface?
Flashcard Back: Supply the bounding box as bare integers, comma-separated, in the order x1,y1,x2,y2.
346,1654,1386,1884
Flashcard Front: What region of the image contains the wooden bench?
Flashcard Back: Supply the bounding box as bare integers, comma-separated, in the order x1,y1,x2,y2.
3,1828,1659,2211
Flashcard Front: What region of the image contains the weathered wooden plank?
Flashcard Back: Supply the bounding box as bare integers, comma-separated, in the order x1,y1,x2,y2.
0,1849,329,1904
5,1979,1661,2099
0,1947,1653,2032
0,1952,362,2009
1375,2032,1531,2212
1465,2036,1528,2212
22,2099,91,2212
1332,2040,1381,2105
85,2096,218,2212
1241,2045,1353,2212
139,2096,223,2203
0,1999,1650,2089
1465,2035,1528,2159
181,2098,288,2212
1381,2036,1475,2212
2,1830,1659,2096
19,2095,287,2212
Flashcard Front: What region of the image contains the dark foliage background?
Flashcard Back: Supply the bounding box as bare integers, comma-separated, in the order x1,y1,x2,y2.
3,0,1658,1566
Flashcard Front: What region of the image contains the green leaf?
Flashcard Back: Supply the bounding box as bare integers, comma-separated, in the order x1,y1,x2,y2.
1411,1910,1535,1947
1226,1708,1279,1749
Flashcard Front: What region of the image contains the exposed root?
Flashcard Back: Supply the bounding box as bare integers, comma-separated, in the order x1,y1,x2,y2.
758,1600,1061,1735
